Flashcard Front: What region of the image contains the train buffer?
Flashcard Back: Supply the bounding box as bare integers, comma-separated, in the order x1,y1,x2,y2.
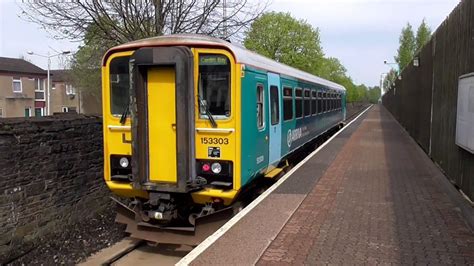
178,105,474,265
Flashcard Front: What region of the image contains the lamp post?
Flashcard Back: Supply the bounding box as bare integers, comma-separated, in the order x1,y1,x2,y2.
26,50,70,115
380,72,388,98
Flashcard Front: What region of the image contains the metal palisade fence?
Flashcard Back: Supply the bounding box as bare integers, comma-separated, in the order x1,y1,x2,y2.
382,0,474,200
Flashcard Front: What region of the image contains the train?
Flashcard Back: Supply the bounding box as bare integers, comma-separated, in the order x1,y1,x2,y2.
101,34,346,235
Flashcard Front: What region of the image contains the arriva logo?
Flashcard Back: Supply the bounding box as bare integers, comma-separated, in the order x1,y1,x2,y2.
287,128,303,147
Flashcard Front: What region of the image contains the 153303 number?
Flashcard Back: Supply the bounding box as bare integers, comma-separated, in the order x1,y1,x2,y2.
200,137,229,145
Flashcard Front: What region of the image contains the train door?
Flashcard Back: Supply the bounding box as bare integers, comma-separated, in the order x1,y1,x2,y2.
267,72,281,166
147,67,178,183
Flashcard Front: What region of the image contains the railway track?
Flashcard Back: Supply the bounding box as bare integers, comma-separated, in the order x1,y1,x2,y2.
80,237,195,266
81,105,370,265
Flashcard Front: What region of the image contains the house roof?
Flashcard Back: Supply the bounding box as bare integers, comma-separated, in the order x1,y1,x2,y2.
50,69,71,82
0,56,46,76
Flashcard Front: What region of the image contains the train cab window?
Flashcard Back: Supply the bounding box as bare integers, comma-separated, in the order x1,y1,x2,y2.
256,84,265,130
311,90,317,115
304,89,311,116
295,88,303,118
198,54,231,118
317,92,323,114
109,56,130,115
283,87,293,121
270,86,280,125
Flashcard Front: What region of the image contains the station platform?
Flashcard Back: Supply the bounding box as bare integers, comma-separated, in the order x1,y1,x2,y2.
180,105,474,265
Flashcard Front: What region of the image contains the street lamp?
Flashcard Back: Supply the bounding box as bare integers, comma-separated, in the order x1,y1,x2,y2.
26,50,71,115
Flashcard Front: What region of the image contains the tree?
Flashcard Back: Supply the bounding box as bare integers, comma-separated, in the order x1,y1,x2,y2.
20,1,267,95
395,23,416,71
318,58,359,103
368,86,381,103
355,84,369,102
68,24,113,95
383,69,398,90
20,1,267,43
244,12,325,74
416,19,431,52
320,57,347,81
244,12,364,102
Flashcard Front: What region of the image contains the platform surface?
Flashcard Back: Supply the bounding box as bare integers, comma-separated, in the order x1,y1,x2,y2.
188,105,474,265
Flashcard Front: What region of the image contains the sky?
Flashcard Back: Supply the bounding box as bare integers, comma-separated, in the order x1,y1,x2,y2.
0,0,460,86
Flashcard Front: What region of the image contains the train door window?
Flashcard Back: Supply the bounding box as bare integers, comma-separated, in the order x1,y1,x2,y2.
198,54,231,118
304,89,311,116
270,86,280,125
295,88,303,118
311,90,317,115
256,84,265,130
283,87,293,121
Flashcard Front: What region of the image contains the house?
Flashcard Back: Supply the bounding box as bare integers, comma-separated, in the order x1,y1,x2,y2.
0,56,101,118
50,70,102,115
50,70,81,113
0,56,47,117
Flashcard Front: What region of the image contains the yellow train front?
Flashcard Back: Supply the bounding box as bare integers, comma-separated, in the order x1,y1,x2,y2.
102,34,346,233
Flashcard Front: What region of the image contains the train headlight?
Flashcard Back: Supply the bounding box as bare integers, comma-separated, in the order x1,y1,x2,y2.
211,162,222,174
119,157,129,168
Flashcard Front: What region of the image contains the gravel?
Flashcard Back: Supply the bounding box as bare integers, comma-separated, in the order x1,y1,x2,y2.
7,201,127,265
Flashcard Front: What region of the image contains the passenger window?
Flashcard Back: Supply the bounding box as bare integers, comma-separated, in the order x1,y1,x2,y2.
317,92,323,114
270,86,280,125
256,84,265,130
323,93,327,112
283,87,293,121
330,93,334,110
304,89,311,116
295,88,303,118
198,54,231,118
311,90,317,115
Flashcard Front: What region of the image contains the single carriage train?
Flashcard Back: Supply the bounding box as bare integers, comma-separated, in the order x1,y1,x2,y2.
102,34,346,233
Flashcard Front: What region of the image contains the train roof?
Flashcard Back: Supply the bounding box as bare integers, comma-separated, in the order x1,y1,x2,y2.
104,34,346,92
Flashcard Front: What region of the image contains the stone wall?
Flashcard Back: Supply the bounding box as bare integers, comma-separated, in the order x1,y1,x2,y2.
0,114,109,263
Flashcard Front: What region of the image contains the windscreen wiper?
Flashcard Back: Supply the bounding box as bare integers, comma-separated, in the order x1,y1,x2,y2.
119,100,129,125
199,96,217,128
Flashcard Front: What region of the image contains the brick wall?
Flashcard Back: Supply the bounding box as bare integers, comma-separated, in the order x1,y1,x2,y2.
0,114,109,262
